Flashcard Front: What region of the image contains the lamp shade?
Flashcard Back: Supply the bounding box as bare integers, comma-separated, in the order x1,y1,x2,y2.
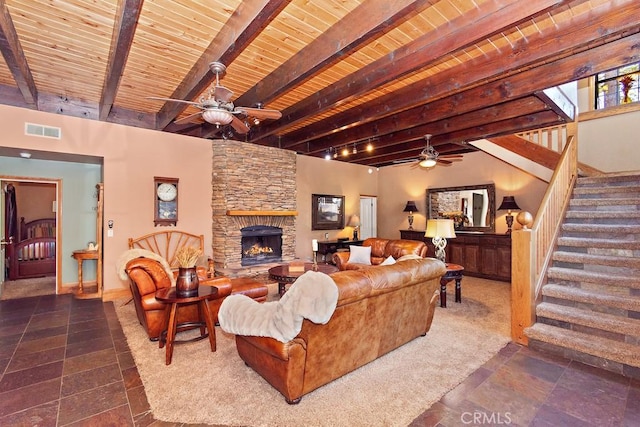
202,108,234,125
497,196,521,211
403,201,418,213
425,219,457,238
347,214,361,227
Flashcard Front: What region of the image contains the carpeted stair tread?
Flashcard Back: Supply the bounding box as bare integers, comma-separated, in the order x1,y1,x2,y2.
553,251,640,268
542,284,640,312
547,267,640,289
536,302,640,338
561,223,640,234
569,198,640,207
525,323,640,368
565,211,640,219
573,185,640,195
577,173,640,186
557,237,640,249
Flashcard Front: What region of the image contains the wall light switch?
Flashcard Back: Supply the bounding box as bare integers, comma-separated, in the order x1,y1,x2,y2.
107,229,114,237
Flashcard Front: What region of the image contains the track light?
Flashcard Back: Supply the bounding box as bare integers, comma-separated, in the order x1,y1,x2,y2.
366,143,373,152
342,147,349,157
352,143,357,154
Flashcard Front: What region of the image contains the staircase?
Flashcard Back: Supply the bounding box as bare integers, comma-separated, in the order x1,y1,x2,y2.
525,172,640,379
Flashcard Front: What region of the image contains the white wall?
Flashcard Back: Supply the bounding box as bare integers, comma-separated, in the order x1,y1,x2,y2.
577,79,640,173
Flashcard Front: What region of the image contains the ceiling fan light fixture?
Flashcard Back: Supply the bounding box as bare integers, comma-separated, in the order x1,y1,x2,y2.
419,158,437,168
202,108,233,125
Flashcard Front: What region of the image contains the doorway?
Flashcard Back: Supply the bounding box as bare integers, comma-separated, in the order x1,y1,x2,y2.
359,196,377,239
1,178,60,299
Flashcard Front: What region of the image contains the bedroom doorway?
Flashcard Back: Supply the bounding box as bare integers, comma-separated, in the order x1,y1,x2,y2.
1,178,60,300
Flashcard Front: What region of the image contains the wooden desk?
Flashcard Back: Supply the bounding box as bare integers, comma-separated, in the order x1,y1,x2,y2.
71,250,100,299
155,286,219,365
440,263,464,308
316,239,363,263
269,263,339,296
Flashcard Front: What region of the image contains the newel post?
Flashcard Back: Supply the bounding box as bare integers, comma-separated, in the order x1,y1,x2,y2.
511,229,534,344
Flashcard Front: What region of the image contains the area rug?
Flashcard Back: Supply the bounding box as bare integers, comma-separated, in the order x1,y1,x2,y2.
1,276,56,300
115,276,511,426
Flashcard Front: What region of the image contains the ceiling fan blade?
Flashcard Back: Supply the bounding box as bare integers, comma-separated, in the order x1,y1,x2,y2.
213,85,234,102
230,116,250,134
237,107,282,120
439,154,464,159
147,96,202,107
173,111,204,125
436,159,454,166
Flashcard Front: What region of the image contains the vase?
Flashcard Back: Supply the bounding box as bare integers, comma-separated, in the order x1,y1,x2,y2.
176,267,199,297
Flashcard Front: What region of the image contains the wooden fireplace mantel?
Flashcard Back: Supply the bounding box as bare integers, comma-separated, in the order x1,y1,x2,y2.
226,210,298,216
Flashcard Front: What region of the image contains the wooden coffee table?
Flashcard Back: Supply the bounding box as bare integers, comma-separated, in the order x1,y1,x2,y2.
440,263,464,308
268,263,338,296
155,286,219,365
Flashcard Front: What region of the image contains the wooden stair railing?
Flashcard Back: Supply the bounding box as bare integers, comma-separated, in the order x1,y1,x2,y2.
511,122,578,344
517,123,602,177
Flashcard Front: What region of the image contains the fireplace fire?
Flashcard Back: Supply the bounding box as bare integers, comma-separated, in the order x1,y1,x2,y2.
241,225,282,266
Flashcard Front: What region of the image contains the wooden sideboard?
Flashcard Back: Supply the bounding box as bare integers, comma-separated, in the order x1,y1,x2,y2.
400,229,511,282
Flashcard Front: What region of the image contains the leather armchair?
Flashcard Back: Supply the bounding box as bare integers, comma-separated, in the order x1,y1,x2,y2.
125,257,233,340
332,237,427,270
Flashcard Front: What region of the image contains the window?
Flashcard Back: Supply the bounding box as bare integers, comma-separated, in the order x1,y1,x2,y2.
595,63,639,109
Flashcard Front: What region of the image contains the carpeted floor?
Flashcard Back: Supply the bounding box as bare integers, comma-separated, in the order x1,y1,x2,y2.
115,276,511,427
1,276,56,300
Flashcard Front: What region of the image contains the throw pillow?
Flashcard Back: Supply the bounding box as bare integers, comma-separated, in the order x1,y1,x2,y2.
347,245,372,265
380,255,396,265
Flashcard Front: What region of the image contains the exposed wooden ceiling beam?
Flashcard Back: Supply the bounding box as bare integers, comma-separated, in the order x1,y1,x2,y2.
272,1,640,148
0,0,37,106
99,0,144,121
155,0,291,129
234,0,436,107
302,96,549,156
249,0,569,142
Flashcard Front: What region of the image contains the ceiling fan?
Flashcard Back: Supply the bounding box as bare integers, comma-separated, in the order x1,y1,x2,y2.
411,134,463,168
148,62,282,134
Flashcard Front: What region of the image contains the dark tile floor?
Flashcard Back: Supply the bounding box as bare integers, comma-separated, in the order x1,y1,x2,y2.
0,294,638,426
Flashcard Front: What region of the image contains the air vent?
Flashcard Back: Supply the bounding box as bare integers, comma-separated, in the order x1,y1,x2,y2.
25,123,61,139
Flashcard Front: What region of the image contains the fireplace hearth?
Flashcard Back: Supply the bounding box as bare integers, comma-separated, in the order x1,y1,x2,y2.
241,225,283,266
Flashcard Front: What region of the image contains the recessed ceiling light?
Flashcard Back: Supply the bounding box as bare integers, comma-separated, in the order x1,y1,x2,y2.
19,152,32,159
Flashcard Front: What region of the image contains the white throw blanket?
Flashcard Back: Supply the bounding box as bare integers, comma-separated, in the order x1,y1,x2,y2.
116,248,176,286
218,270,339,343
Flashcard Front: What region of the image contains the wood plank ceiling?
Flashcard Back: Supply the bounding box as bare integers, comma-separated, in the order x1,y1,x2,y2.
0,0,639,167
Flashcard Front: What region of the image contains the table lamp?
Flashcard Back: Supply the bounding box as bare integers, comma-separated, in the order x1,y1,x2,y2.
348,214,361,240
425,219,456,263
497,196,521,234
403,201,418,230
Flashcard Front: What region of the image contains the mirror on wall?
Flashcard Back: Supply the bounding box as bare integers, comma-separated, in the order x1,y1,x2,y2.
426,183,495,232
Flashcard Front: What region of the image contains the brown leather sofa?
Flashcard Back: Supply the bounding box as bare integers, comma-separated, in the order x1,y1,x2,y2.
232,257,446,403
125,257,268,340
332,237,427,270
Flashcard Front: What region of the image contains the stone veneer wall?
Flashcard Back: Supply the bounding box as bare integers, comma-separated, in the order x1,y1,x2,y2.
211,140,297,277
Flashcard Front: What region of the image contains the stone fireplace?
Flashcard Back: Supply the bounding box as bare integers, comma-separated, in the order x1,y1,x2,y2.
211,140,297,277
241,225,282,266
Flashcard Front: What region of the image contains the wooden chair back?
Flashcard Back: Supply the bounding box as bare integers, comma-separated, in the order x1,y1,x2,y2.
128,231,204,269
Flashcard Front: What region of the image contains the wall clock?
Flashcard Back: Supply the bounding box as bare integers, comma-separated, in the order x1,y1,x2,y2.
154,176,179,226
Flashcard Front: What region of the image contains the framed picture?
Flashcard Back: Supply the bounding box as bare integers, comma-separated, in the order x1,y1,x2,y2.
312,194,345,230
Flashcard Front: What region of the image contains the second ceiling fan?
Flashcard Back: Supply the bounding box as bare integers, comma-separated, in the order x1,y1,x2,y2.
412,134,464,169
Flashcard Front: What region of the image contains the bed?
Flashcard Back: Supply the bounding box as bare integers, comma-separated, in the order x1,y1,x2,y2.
7,217,56,280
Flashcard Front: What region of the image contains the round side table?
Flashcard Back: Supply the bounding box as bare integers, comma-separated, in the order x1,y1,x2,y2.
155,286,219,365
